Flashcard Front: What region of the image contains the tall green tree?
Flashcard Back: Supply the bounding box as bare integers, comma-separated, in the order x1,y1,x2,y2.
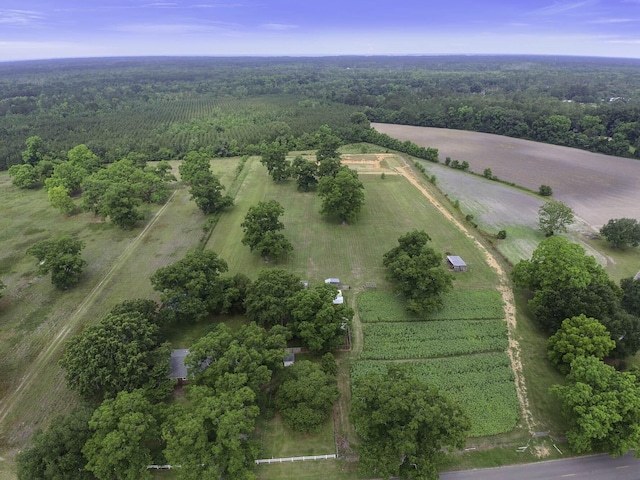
162,385,260,480
27,235,86,289
98,182,143,229
318,167,365,223
47,185,76,216
188,170,233,215
67,144,100,173
314,125,342,162
151,249,229,323
8,163,40,188
260,141,290,182
350,368,470,480
288,283,352,353
383,230,454,315
16,406,94,480
513,236,625,335
45,161,88,195
290,155,318,191
243,268,303,327
275,360,338,432
550,356,640,457
178,150,211,185
512,236,604,292
177,153,224,211
538,200,575,236
547,314,616,374
186,322,288,395
241,200,292,260
600,218,640,249
60,312,172,403
21,135,46,166
621,277,640,316
317,156,342,179
83,390,160,480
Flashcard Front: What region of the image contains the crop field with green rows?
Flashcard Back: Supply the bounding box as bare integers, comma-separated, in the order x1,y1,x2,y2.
357,289,504,322
360,320,508,360
352,353,519,437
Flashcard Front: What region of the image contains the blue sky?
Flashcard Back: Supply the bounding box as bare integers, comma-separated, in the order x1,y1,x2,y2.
1,1,640,61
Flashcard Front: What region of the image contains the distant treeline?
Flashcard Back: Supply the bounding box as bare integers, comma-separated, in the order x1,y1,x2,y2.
1,55,640,169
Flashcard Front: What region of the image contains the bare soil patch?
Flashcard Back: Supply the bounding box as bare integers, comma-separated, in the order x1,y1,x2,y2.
373,124,640,228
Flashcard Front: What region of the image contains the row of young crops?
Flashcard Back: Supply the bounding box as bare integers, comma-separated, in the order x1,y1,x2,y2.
353,289,520,437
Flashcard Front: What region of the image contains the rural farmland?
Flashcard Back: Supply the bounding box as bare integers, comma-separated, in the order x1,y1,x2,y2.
373,124,640,229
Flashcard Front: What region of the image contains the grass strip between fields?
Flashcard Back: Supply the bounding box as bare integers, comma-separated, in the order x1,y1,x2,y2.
357,289,505,322
360,320,508,360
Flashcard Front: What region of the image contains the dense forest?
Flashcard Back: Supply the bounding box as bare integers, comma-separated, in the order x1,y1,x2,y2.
1,55,640,170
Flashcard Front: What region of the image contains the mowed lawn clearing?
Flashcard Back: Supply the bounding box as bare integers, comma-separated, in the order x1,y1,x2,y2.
0,159,228,458
207,158,498,291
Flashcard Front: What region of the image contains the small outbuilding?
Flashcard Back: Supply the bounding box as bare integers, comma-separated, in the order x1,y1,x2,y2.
446,255,467,272
332,290,344,305
325,278,340,286
170,349,189,383
284,352,295,367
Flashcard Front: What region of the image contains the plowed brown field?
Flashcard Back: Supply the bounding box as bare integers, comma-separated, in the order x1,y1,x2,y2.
373,124,640,228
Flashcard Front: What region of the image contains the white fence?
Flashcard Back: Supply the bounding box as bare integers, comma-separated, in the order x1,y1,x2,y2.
255,454,337,464
147,454,337,470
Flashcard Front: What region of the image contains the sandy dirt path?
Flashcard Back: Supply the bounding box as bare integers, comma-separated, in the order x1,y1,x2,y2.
0,191,177,427
393,160,535,435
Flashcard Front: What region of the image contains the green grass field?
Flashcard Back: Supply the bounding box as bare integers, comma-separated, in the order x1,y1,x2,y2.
207,159,499,292
6,146,633,479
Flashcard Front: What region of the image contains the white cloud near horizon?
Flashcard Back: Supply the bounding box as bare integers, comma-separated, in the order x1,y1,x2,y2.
261,23,298,31
531,0,597,16
0,9,44,25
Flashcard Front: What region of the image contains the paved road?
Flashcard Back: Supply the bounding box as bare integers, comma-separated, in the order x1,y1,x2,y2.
441,452,640,480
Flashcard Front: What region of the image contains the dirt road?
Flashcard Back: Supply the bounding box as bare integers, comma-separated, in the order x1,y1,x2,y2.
394,160,535,435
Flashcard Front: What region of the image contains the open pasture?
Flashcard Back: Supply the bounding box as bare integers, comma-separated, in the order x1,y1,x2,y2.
360,320,508,360
357,289,504,322
207,160,499,290
374,123,640,229
352,353,519,437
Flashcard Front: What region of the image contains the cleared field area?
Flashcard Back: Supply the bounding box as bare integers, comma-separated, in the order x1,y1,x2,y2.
352,353,519,437
255,414,335,458
0,160,227,454
357,289,504,322
360,320,508,360
207,159,498,290
415,160,543,232
374,123,640,229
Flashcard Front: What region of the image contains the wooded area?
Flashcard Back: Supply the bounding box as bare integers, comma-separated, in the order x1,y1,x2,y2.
2,55,640,170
